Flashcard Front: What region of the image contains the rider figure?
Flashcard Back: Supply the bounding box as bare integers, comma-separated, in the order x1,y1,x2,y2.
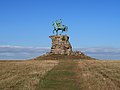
52,19,68,35
56,19,62,28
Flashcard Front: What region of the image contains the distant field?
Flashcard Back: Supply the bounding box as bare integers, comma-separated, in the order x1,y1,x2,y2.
0,60,120,90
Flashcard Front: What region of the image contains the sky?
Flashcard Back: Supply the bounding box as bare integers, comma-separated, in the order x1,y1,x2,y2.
0,0,120,60
0,0,120,48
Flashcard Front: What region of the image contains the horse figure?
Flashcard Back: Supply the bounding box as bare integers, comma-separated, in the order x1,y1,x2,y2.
52,19,68,35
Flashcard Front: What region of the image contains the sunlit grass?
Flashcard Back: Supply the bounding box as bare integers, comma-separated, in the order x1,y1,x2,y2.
0,60,58,90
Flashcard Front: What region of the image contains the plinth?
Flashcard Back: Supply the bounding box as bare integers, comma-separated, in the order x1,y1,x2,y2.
49,35,72,55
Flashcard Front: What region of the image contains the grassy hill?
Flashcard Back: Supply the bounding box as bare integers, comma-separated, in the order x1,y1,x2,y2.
0,59,120,90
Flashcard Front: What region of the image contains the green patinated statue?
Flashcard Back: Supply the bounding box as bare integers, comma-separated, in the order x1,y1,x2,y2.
52,19,68,35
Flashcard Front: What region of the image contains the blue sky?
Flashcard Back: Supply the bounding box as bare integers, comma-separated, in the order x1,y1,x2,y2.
0,0,120,48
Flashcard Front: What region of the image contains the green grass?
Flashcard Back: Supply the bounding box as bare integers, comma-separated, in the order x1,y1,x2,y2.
37,60,80,90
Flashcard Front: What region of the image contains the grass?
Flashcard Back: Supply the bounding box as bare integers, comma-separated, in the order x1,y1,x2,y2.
0,60,58,90
0,60,120,90
37,60,80,90
77,60,120,90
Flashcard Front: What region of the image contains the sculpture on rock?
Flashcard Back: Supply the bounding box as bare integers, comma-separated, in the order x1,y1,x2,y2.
50,19,72,55
33,19,96,60
52,19,68,35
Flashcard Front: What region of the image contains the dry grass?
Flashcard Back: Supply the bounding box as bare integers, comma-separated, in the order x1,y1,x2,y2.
77,60,120,90
0,60,120,90
0,60,58,90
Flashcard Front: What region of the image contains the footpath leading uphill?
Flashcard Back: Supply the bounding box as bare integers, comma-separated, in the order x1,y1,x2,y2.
37,60,80,90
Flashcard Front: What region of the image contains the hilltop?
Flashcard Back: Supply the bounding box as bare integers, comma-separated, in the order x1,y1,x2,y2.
33,53,96,60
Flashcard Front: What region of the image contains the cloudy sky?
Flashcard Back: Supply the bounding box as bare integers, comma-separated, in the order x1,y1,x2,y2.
0,0,120,60
0,46,50,60
0,46,120,60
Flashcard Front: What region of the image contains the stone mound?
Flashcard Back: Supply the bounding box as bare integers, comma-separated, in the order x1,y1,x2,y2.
33,51,96,60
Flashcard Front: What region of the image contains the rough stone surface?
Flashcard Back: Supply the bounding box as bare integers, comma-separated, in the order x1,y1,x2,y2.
33,35,96,60
49,35,72,55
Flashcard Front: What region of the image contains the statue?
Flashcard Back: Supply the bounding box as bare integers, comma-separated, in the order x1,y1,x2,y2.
52,19,68,35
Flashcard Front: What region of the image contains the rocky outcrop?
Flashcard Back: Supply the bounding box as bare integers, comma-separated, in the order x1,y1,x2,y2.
49,35,72,55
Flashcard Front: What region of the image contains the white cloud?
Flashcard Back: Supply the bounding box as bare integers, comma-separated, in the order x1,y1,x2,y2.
0,45,50,60
74,47,120,54
0,46,120,60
